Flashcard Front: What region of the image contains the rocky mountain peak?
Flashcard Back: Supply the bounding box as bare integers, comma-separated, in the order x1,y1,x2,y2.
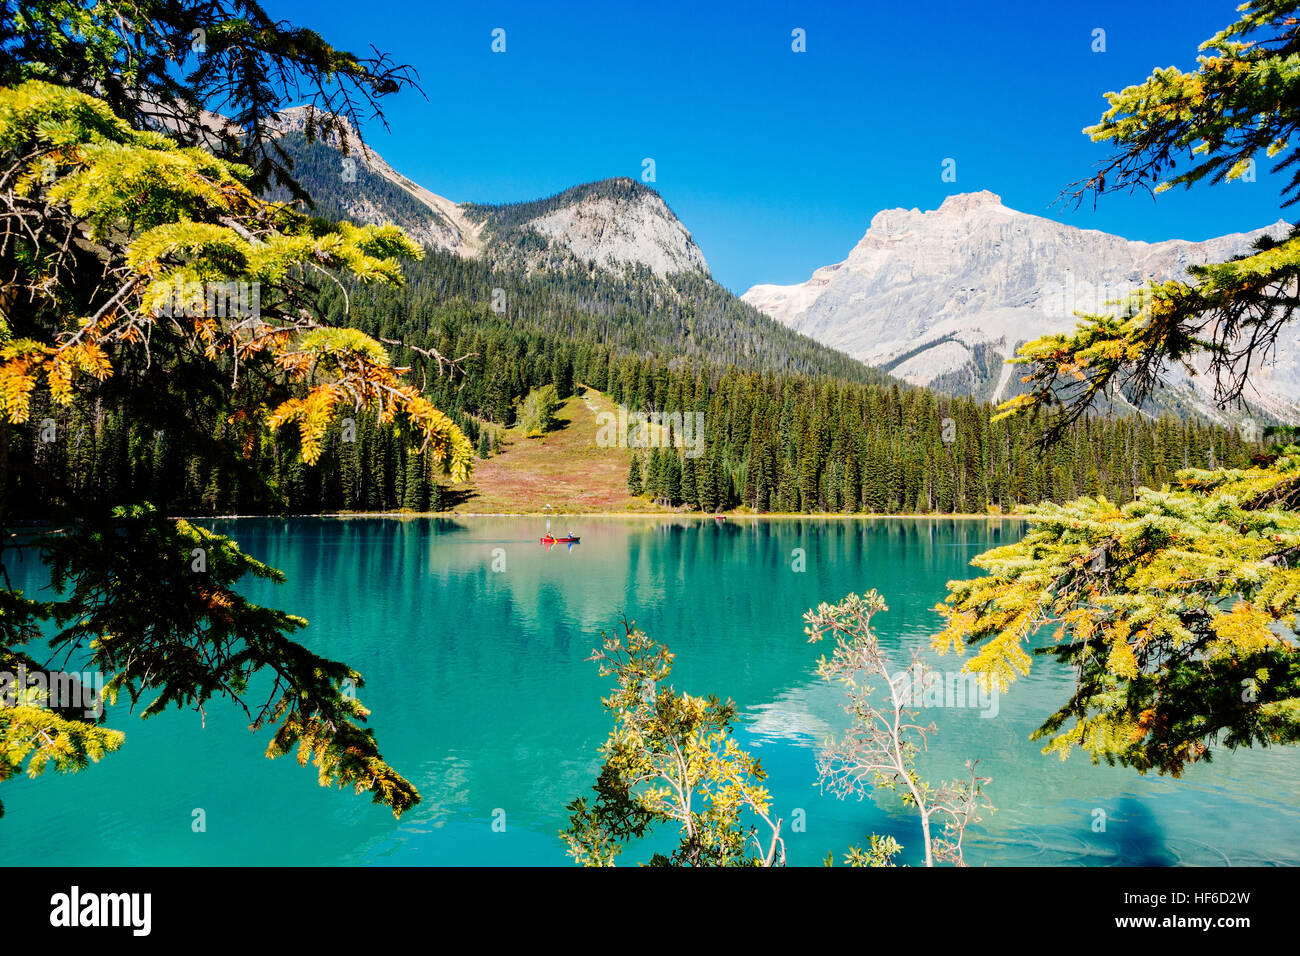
470,177,710,279
938,190,1004,214
268,105,361,150
866,191,1012,237
265,103,713,280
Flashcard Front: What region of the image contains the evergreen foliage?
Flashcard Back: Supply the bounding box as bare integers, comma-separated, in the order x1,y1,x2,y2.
15,290,1258,515
0,0,420,199
937,0,1300,776
0,3,441,817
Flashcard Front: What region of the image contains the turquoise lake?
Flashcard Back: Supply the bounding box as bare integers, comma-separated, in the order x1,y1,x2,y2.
6,516,1299,866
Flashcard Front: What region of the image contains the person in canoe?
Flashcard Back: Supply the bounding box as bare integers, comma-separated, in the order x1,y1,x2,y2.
540,530,581,544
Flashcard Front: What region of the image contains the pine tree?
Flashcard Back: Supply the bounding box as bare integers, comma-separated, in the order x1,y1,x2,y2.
665,452,682,506
646,447,663,503
699,452,719,513
681,455,698,509
627,451,644,496
402,450,428,511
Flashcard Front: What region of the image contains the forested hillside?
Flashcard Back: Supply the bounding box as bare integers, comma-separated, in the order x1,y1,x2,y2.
12,118,1263,518
17,260,1258,516
272,133,891,383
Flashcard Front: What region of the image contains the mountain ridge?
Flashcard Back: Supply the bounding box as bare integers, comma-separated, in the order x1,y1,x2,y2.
268,108,707,280
265,110,1294,423
262,114,889,385
463,177,710,279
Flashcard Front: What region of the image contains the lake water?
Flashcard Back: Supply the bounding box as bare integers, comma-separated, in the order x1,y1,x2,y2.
6,516,1299,866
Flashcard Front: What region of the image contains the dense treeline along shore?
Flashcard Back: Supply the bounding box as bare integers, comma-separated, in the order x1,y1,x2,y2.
189,511,1032,520
16,254,1257,519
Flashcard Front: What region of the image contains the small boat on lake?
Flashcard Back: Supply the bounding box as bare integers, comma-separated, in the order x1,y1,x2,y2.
540,532,581,545
540,513,580,548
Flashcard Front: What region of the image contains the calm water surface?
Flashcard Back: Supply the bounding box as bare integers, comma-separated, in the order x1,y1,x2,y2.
6,516,1298,866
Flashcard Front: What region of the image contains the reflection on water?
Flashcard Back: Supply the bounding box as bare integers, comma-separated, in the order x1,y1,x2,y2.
3,516,1297,866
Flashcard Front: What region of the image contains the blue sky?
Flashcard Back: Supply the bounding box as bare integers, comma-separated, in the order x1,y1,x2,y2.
267,0,1290,293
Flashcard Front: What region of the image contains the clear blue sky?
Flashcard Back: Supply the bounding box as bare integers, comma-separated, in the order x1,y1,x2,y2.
266,0,1289,294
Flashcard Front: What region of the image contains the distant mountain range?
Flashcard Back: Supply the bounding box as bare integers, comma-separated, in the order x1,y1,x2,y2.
268,108,1296,422
741,190,1294,423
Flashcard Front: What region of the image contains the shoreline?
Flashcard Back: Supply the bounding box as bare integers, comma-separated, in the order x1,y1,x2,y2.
196,511,1029,520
